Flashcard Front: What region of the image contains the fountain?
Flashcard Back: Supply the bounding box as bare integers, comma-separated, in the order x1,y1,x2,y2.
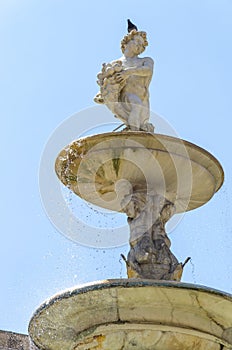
28,21,232,349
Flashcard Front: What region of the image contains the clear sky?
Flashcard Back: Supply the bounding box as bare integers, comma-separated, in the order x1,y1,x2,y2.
1,0,232,334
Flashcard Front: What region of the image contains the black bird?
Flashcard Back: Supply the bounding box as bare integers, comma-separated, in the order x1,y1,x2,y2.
127,19,138,33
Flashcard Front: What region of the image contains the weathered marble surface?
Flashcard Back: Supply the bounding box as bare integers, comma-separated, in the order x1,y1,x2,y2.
121,191,183,280
55,132,224,214
94,29,154,132
29,280,232,350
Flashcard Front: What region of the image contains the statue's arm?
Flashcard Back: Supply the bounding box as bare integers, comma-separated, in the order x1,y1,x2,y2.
129,57,154,76
115,57,154,82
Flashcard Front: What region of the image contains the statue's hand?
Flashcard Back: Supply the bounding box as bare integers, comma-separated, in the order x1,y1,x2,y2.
115,70,129,83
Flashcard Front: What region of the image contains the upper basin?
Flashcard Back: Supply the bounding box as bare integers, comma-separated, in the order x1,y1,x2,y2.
55,132,224,213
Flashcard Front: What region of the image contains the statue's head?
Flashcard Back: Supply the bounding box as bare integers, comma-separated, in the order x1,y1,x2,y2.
121,29,148,55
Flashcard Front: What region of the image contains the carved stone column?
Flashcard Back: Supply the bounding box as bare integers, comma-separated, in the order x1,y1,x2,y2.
122,192,184,281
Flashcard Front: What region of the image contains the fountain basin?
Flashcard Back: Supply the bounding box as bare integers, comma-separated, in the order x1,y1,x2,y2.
55,132,224,213
29,279,232,350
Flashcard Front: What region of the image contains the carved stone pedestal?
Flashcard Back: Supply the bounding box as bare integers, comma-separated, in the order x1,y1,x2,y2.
121,192,183,280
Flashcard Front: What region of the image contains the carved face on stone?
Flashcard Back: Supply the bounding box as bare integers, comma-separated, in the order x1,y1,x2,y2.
124,198,138,218
124,35,146,56
121,30,148,55
160,203,176,223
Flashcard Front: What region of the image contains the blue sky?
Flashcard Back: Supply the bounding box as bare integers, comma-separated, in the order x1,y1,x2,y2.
1,0,232,334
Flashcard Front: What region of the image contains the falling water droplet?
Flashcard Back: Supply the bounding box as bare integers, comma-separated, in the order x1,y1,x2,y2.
190,258,197,284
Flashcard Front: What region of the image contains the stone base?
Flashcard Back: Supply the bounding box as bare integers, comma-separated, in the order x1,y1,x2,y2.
29,279,232,350
0,330,31,350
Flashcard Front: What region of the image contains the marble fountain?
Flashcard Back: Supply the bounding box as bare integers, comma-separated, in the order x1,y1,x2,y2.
29,21,231,350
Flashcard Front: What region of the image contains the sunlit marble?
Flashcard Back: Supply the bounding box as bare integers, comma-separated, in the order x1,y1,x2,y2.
29,280,232,350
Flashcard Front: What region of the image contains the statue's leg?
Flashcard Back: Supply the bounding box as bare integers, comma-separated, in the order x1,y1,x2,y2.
125,96,143,131
128,105,143,130
140,101,155,132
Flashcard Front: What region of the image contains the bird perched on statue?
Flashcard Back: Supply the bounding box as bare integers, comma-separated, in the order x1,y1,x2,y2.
127,19,138,33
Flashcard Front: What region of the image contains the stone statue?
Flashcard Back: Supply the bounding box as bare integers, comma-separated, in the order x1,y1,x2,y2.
94,22,155,132
121,190,184,281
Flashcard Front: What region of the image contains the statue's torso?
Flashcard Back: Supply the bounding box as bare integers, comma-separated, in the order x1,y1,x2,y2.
118,56,152,102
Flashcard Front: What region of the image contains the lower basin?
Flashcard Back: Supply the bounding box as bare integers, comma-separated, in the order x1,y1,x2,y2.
29,279,232,350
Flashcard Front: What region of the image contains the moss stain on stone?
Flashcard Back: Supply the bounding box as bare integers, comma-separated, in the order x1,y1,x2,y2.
97,165,105,178
112,158,120,177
